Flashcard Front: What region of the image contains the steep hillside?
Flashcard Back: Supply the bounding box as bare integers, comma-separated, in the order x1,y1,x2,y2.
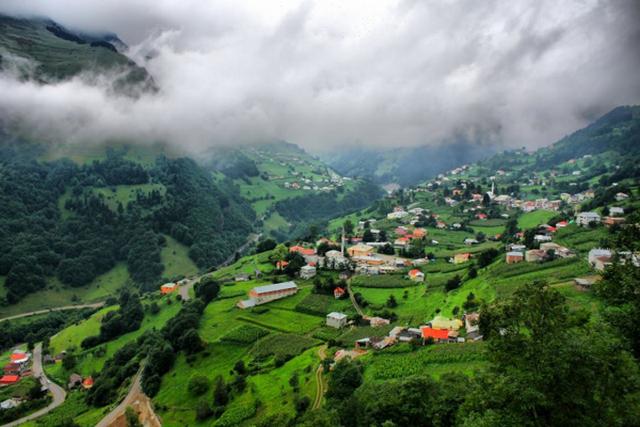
0,141,254,312
0,14,155,93
324,141,496,187
205,141,383,240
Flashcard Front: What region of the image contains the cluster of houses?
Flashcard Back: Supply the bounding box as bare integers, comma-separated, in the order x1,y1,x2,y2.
0,349,31,387
330,313,482,359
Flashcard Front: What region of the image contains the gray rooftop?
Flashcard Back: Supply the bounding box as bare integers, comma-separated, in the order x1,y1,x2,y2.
253,281,298,294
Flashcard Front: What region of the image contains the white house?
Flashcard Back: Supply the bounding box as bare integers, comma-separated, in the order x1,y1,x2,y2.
324,250,348,269
326,312,348,329
300,265,317,280
576,212,601,227
609,207,624,217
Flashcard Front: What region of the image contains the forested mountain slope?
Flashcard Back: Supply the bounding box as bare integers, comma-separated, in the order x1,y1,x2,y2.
0,142,254,305
324,141,496,187
0,14,155,93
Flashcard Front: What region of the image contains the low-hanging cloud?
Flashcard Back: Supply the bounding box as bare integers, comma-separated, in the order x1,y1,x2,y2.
0,0,639,154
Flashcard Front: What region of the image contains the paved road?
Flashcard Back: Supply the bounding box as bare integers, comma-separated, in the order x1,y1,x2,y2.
0,302,105,323
2,343,67,427
312,345,328,410
179,232,262,301
95,369,143,427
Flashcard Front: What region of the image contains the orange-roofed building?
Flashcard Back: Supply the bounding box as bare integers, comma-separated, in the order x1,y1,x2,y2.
160,283,178,295
289,245,316,256
0,375,20,385
413,228,427,238
276,260,289,270
408,269,425,282
421,327,449,343
334,287,346,299
82,376,94,389
9,353,29,364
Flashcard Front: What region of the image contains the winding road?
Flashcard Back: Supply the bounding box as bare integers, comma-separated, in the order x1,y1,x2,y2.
2,343,67,427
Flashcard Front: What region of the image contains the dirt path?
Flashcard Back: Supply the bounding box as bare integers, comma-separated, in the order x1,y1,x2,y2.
312,345,328,410
2,343,67,427
0,302,105,323
347,281,364,316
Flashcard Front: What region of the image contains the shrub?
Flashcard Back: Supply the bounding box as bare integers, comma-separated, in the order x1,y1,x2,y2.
188,375,210,396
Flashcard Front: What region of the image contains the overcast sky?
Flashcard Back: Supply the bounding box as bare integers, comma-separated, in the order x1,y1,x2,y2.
0,0,639,153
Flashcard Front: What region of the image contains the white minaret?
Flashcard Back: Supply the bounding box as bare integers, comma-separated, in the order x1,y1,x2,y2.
341,226,345,255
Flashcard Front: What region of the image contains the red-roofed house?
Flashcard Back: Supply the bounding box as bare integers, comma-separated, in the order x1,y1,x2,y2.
413,228,427,238
82,376,94,389
334,287,346,299
276,260,289,270
289,245,316,256
160,283,178,295
556,221,568,228
421,327,449,343
475,213,488,220
9,353,29,364
395,227,408,236
408,269,425,282
0,375,20,385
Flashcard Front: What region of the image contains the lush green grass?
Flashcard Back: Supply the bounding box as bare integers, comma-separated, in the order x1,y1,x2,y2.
210,250,275,280
351,274,417,289
49,306,119,354
220,325,270,344
21,392,107,427
161,235,199,279
517,210,556,229
46,296,180,384
362,342,487,381
251,333,319,360
0,264,128,318
93,183,166,210
295,293,354,316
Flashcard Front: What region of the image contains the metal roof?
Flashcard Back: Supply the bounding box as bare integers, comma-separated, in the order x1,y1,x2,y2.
253,281,298,294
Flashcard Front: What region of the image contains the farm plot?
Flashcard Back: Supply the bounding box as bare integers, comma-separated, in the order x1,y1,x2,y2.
363,342,487,381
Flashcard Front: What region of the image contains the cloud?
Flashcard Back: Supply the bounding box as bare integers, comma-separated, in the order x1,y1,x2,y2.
0,0,639,154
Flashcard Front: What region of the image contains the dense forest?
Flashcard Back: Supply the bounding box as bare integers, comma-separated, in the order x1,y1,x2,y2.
275,180,382,224
0,141,254,303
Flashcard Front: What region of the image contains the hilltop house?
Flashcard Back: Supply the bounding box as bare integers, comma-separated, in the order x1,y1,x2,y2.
464,238,479,246
464,313,481,339
525,249,547,262
325,250,348,269
615,192,629,201
609,207,625,217
408,269,425,282
237,281,298,309
348,243,375,257
160,282,178,295
421,327,450,344
576,212,601,227
540,242,574,258
299,265,317,279
453,253,472,264
326,312,348,329
333,287,346,299
290,245,316,256
68,373,83,389
506,251,524,264
588,248,612,266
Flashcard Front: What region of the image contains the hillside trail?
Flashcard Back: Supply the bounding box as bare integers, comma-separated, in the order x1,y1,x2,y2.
312,345,328,410
347,280,364,316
